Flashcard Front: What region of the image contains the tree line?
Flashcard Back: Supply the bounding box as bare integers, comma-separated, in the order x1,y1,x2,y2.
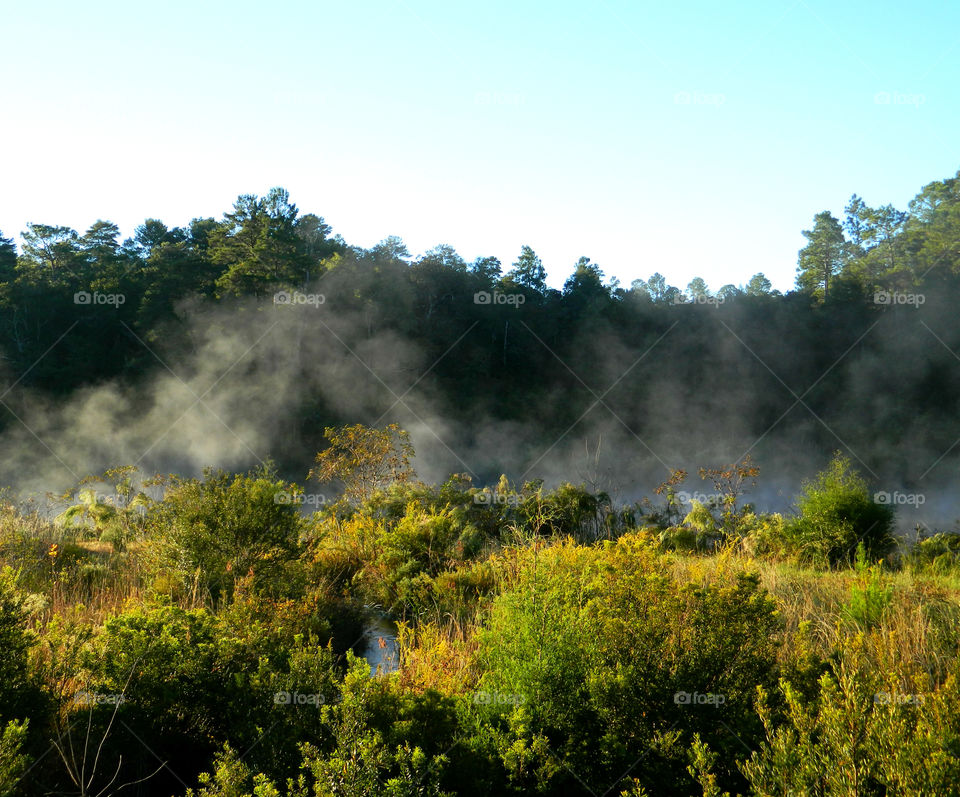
1,173,959,488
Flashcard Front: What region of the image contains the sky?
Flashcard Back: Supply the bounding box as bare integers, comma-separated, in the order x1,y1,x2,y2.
2,0,957,293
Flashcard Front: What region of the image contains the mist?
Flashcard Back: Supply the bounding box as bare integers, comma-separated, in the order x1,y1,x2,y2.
1,254,957,538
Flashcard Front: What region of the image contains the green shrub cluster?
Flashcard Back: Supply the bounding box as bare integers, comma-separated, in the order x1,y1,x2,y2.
3,437,960,795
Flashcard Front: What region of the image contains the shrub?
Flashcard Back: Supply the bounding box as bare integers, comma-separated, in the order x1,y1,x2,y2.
473,535,782,795
187,659,460,797
295,656,456,796
523,482,610,541
0,568,39,725
841,544,893,630
54,467,151,552
70,598,347,793
909,531,960,573
0,719,30,795
741,512,789,559
145,465,306,603
785,453,896,567
741,635,960,795
657,501,724,553
329,501,492,617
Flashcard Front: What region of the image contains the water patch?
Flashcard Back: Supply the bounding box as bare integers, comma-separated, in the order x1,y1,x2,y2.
359,613,399,675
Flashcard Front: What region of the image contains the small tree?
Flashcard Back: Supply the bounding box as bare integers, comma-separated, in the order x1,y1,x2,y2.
54,466,151,551
310,424,416,505
650,468,689,528
698,454,760,538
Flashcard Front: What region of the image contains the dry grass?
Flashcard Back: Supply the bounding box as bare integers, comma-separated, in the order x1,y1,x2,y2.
396,615,480,694
665,548,960,684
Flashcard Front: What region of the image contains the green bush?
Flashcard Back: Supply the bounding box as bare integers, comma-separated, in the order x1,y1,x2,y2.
909,531,960,573
741,636,960,795
371,505,477,612
741,512,789,559
145,465,306,603
67,599,348,793
785,453,896,567
325,499,493,617
0,568,39,725
657,501,724,552
0,719,30,795
187,655,459,797
295,656,456,796
473,535,782,795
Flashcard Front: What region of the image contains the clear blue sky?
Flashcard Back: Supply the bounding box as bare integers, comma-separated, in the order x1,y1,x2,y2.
2,0,957,292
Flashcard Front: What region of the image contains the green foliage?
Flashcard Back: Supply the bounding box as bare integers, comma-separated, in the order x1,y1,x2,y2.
145,465,305,603
185,745,262,797
72,598,346,792
0,719,30,795
909,531,960,573
671,499,721,551
517,482,611,541
686,734,732,797
841,544,893,629
474,535,782,795
697,455,761,539
796,210,849,300
503,245,546,294
287,655,455,797
741,637,960,796
310,424,416,506
0,567,37,724
745,272,773,296
54,466,151,552
739,512,789,558
2,172,960,487
6,455,960,794
210,188,315,297
785,453,896,567
641,271,683,304
4,160,960,795
370,504,474,614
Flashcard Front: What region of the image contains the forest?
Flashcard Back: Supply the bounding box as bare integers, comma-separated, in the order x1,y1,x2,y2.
1,174,960,500
1,168,960,795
